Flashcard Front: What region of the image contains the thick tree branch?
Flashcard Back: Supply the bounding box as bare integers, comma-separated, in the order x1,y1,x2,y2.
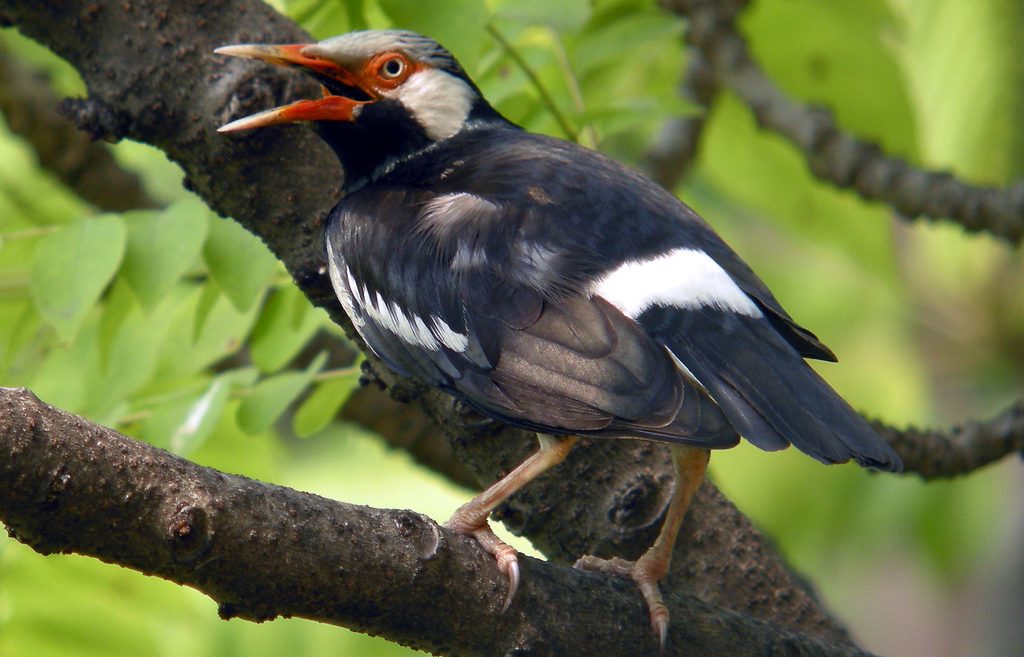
871,400,1024,480
0,387,879,657
663,0,1024,244
0,46,159,211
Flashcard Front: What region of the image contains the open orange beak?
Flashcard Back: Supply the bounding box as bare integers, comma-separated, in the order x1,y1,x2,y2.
215,44,372,132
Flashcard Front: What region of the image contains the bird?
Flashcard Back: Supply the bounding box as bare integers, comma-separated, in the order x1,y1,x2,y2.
215,29,901,646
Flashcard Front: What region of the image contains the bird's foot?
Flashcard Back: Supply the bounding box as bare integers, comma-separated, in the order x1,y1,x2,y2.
444,512,520,612
574,553,670,648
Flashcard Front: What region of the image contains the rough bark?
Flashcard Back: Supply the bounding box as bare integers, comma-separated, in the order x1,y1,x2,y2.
870,401,1024,480
0,387,879,657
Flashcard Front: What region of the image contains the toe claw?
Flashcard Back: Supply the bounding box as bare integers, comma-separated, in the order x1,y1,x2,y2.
650,604,669,651
493,543,520,611
501,556,520,612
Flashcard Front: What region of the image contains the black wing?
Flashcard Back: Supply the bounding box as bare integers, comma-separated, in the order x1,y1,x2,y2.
326,185,737,448
328,126,898,469
405,129,838,361
640,305,899,469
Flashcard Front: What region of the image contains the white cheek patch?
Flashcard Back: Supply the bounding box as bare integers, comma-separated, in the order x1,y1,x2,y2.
384,68,474,141
592,247,762,318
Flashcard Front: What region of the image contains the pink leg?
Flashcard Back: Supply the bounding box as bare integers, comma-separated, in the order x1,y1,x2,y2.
445,434,578,611
575,445,710,647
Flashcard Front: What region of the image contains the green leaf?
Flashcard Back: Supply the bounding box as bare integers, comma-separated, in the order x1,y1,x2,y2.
236,352,327,435
121,197,208,309
30,214,126,341
202,218,276,312
97,278,136,366
287,0,354,39
155,284,261,381
191,276,221,341
573,12,681,74
292,369,361,437
378,0,489,64
891,0,1024,177
28,312,101,412
138,368,256,453
167,374,233,455
249,285,324,373
89,285,186,418
492,0,592,31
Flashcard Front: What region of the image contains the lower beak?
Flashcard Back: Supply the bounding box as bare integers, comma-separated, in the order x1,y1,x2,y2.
215,43,369,132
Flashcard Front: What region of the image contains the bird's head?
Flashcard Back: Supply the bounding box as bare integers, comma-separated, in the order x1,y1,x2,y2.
217,30,506,187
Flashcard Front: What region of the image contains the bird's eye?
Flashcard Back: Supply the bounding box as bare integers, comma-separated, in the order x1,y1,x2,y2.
380,57,406,79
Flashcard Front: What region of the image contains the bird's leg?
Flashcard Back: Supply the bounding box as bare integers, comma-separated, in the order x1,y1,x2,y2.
444,434,578,611
575,444,710,646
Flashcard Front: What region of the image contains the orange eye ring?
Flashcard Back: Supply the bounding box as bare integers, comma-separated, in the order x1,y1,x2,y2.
365,52,414,90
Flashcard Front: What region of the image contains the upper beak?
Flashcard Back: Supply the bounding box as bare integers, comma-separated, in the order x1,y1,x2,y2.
215,43,371,132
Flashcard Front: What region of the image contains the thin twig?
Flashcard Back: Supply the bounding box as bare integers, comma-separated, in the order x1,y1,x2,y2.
548,30,599,149
486,23,579,142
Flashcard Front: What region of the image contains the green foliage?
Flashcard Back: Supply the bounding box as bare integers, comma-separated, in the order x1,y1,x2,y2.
29,214,126,341
249,284,324,372
293,369,362,437
1,1,1022,656
122,198,209,309
237,351,327,434
378,0,489,60
203,214,278,312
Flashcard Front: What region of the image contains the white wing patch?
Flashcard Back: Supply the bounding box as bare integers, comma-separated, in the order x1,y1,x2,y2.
431,315,469,352
592,247,762,318
327,243,470,354
383,68,474,141
326,235,364,329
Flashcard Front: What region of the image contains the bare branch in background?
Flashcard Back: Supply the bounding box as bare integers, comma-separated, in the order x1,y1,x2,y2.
0,47,159,211
872,401,1024,479
662,0,1024,244
644,44,717,189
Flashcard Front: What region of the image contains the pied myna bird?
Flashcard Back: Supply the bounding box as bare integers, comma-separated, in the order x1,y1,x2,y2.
216,30,901,644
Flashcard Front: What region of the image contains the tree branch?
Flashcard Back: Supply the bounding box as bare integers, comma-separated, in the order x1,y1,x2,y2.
643,42,717,189
662,0,1024,245
0,387,880,657
871,400,1024,479
0,46,159,211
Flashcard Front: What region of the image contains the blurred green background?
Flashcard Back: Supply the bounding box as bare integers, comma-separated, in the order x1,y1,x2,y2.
1,0,1021,656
